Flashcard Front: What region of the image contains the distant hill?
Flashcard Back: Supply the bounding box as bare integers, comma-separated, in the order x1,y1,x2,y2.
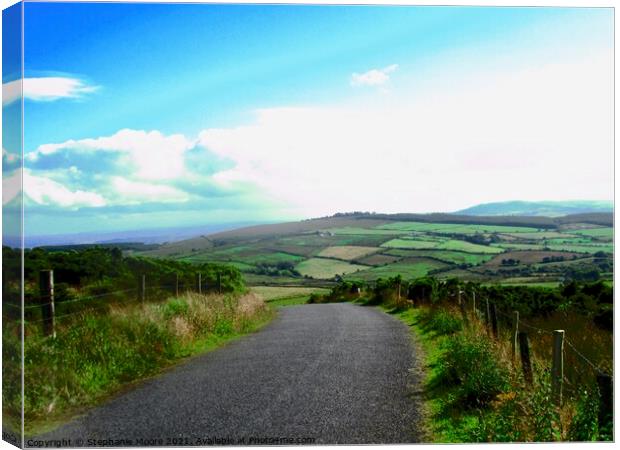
455,201,613,217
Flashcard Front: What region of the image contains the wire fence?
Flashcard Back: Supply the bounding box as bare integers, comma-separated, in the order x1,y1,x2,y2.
3,269,228,334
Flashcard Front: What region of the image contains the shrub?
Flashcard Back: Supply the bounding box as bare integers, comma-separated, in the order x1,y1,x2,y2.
436,333,509,408
426,310,462,335
568,387,600,441
161,298,189,319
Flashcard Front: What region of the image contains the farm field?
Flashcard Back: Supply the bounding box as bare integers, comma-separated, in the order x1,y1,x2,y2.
295,258,368,279
344,258,448,281
136,212,613,286
317,245,380,261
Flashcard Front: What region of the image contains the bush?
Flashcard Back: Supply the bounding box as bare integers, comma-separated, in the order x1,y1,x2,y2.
161,298,189,319
436,333,509,408
426,310,462,335
568,387,600,441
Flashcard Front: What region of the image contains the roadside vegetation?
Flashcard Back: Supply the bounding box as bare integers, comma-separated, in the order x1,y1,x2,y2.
2,247,274,435
310,276,613,443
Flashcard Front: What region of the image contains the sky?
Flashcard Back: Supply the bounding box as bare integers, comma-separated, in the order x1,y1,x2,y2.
1,2,614,237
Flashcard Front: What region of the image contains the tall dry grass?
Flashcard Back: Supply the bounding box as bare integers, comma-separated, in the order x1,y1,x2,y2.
4,292,273,432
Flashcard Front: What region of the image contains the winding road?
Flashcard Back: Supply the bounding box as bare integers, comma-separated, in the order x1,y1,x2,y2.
35,304,424,446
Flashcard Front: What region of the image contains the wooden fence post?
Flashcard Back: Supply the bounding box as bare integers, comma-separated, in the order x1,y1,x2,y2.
490,303,498,338
485,298,491,336
471,290,476,317
217,272,222,294
196,273,202,294
596,373,612,429
551,330,564,406
518,331,533,384
511,311,519,362
39,270,56,338
175,274,179,297
139,274,146,303
458,290,469,326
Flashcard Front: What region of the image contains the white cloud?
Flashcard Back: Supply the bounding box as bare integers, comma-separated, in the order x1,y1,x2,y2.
199,49,612,217
350,64,398,87
29,129,195,180
22,169,106,208
111,177,189,204
2,77,98,106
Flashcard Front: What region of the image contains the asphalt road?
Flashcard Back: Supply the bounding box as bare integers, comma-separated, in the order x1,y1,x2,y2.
35,304,423,446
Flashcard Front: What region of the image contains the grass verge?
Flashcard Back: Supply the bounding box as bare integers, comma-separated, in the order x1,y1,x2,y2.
4,292,274,436
385,305,612,442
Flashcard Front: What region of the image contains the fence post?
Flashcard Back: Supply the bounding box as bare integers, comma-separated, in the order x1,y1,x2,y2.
140,274,146,302
175,274,180,297
196,273,202,294
39,270,56,338
490,303,498,338
518,331,533,384
596,373,612,430
485,298,491,336
551,330,564,406
511,311,519,362
471,290,476,317
458,290,469,326
217,272,222,294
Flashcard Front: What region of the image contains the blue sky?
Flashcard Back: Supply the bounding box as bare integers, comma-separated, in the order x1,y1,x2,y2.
2,3,614,237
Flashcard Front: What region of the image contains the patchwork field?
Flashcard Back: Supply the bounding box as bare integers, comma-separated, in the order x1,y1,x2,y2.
295,258,368,279
138,212,613,286
317,246,380,261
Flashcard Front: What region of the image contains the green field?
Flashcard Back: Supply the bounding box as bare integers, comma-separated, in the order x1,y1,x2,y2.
396,250,494,265
317,245,380,261
381,238,440,249
436,240,504,254
295,258,368,279
323,226,406,236
139,212,612,286
505,231,577,240
573,227,613,240
546,243,613,254
344,259,447,281
376,221,539,234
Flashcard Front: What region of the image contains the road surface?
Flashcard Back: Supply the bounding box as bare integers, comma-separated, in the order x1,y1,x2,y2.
34,304,424,446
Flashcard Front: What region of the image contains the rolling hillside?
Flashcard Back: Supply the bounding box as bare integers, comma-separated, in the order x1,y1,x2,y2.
136,212,613,288
455,200,613,217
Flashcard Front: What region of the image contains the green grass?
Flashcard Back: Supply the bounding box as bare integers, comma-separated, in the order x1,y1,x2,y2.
381,238,440,249
250,285,329,301
267,295,312,307
376,222,538,234
572,227,613,240
15,292,274,435
344,259,446,281
295,258,367,279
324,226,407,236
401,250,494,265
492,243,546,251
546,243,613,254
504,231,576,240
317,245,380,261
436,240,504,254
